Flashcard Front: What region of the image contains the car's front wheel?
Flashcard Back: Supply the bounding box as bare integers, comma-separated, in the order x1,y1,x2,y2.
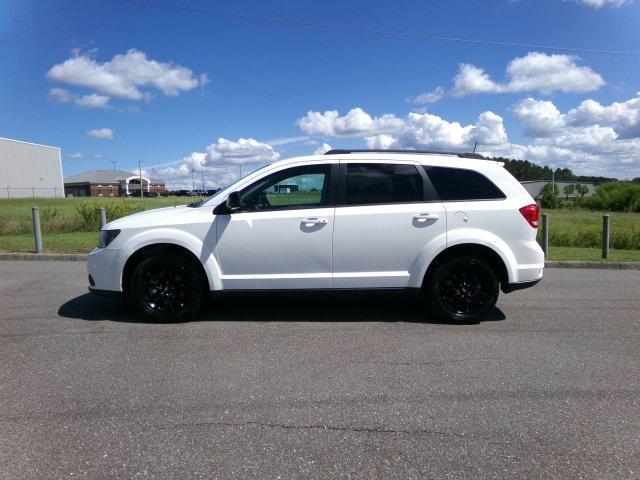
130,253,205,322
425,255,499,323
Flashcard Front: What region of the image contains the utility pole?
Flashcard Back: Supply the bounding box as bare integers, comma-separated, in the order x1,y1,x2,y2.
138,160,144,199
191,169,195,193
110,160,117,171
201,170,205,192
552,169,555,196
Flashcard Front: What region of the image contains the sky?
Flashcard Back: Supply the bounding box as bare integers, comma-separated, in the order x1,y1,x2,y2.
1,0,640,189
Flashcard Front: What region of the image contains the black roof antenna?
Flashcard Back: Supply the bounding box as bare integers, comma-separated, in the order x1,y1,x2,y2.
472,141,478,154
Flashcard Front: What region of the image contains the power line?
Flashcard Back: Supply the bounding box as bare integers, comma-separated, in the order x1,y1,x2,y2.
123,0,640,57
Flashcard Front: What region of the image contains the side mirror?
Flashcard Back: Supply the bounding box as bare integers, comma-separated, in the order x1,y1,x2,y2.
226,191,241,210
213,191,241,215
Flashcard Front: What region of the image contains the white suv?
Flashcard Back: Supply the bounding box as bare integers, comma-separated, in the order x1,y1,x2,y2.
88,150,544,323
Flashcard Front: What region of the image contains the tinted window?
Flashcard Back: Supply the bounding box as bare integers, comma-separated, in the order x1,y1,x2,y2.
426,167,505,201
345,163,423,205
239,164,331,211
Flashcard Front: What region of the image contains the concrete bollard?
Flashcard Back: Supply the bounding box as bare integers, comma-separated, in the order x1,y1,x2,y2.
99,207,107,229
32,207,43,254
602,214,610,259
541,213,549,260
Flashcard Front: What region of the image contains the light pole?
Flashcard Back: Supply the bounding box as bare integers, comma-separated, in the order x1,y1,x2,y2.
138,160,144,199
110,160,117,171
191,169,195,193
201,170,205,193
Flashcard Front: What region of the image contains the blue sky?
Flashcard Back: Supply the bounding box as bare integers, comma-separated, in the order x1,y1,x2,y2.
2,0,639,188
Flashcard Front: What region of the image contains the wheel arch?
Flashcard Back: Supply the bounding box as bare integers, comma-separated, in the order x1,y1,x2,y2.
121,243,210,298
421,243,510,290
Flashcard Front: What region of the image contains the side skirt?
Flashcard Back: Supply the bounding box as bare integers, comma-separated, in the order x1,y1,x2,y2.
210,287,421,299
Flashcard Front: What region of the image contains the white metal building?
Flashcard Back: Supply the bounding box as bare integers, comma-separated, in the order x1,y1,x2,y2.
0,137,64,198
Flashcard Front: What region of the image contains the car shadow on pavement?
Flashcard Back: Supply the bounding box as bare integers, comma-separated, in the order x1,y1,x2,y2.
58,292,506,325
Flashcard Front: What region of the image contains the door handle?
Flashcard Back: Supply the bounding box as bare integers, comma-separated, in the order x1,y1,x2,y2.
414,213,439,222
302,217,328,227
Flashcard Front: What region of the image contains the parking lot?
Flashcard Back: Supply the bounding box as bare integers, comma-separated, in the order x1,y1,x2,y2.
0,260,638,479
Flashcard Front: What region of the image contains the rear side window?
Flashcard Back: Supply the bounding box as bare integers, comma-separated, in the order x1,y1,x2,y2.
425,167,505,201
345,163,423,205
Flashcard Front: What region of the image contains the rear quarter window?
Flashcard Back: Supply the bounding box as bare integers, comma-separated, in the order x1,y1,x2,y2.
425,166,506,201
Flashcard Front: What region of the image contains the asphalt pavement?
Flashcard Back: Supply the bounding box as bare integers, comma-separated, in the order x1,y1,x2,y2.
0,260,638,479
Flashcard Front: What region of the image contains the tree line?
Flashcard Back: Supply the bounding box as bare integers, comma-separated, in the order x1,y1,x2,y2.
491,157,616,184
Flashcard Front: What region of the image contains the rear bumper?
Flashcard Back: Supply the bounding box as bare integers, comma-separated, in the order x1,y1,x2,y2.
502,278,541,294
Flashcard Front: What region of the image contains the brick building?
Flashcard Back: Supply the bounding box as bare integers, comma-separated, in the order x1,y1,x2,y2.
64,170,165,197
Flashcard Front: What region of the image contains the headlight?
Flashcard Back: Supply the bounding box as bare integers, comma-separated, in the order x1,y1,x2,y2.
99,229,121,248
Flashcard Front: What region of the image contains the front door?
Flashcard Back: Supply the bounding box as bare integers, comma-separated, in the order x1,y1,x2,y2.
215,163,336,290
332,161,447,288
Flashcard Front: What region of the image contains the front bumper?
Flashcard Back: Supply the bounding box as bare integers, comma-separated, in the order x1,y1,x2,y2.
87,246,126,293
88,287,123,298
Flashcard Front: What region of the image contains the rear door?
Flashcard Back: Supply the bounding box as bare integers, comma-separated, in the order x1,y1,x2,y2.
331,160,446,288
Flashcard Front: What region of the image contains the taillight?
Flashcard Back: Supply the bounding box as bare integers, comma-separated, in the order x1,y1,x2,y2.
519,204,539,228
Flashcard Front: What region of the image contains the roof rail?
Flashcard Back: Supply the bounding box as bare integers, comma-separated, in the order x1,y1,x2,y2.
324,149,485,159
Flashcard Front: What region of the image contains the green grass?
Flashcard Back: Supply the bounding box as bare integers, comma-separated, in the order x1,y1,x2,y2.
548,246,640,262
0,231,99,254
0,197,199,235
540,209,640,250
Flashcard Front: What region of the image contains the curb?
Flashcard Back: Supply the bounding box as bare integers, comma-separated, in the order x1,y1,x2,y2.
0,253,89,261
544,260,640,270
1,253,639,270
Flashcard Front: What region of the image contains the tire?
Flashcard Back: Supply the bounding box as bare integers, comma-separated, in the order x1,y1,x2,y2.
424,255,499,323
130,252,205,322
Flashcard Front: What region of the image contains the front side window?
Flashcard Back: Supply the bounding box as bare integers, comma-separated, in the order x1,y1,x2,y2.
239,164,331,211
345,163,423,205
425,167,505,201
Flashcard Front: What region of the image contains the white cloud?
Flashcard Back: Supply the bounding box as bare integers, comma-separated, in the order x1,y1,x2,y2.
451,52,605,97
205,138,280,165
566,93,640,138
489,94,640,177
410,86,444,104
297,108,404,138
67,152,84,159
365,134,396,150
75,93,111,109
475,111,509,145
49,87,111,109
571,0,632,8
512,98,566,136
47,48,208,106
361,110,508,151
313,143,333,155
86,128,114,140
297,97,640,178
451,65,499,96
149,138,280,190
49,87,74,103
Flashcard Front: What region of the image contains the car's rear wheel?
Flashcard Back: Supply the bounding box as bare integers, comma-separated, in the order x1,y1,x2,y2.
425,255,499,323
130,253,204,322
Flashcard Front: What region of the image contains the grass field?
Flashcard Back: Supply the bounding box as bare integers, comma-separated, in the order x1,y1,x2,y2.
0,198,638,260
540,209,640,250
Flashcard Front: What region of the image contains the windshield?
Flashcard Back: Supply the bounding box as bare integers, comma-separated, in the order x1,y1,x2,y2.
202,164,272,207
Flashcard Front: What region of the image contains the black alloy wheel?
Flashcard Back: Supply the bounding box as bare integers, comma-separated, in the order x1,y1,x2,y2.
425,255,499,323
131,253,204,322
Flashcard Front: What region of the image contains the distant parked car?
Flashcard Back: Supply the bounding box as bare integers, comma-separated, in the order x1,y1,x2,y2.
88,149,544,323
